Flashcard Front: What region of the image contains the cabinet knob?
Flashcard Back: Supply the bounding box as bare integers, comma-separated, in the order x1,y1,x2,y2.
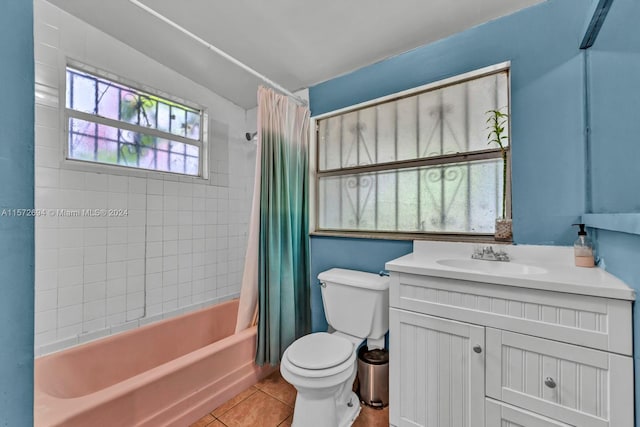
473,345,482,354
544,377,557,389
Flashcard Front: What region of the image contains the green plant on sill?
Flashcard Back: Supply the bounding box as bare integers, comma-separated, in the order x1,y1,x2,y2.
486,108,509,219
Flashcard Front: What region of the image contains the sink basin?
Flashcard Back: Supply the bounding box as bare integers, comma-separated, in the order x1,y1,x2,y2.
436,258,547,275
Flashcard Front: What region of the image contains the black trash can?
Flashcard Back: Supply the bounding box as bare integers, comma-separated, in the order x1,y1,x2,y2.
356,346,389,408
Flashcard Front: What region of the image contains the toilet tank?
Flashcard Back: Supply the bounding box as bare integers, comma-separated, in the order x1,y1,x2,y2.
317,268,390,340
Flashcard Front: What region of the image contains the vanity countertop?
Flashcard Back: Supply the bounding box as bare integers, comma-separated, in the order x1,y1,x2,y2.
385,241,635,300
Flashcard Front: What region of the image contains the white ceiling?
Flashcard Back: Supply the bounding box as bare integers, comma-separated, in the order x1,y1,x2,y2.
48,0,546,109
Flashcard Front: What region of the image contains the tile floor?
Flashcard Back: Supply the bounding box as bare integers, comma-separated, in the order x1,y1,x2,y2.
190,370,389,427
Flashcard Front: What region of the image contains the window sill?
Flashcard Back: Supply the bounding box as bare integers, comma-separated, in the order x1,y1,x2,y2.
310,230,506,244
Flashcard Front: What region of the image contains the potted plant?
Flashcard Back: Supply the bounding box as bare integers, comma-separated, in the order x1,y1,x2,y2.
486,108,511,241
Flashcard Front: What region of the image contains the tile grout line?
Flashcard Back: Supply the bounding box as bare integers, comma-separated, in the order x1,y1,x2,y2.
208,386,259,419
259,389,295,408
196,372,296,427
213,389,293,427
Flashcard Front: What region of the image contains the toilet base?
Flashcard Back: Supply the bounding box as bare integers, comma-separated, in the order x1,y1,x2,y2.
336,391,361,427
280,331,365,427
290,390,361,427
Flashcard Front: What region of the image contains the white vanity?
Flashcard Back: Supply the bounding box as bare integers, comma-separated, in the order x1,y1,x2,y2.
386,241,635,427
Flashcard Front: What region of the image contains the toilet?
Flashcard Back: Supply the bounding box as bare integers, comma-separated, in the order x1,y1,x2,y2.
280,268,390,427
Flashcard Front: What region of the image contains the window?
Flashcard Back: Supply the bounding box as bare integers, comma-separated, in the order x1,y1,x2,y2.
315,65,510,238
65,66,204,176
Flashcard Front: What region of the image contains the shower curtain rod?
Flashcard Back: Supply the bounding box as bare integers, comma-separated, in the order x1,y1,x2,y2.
128,0,308,106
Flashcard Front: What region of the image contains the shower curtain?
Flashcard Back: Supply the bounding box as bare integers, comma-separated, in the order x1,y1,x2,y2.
236,86,311,366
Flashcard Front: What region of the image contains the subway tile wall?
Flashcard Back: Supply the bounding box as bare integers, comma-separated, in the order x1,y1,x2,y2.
33,0,256,355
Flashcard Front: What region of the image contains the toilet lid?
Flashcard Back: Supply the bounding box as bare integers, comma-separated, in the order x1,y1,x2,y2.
287,332,353,370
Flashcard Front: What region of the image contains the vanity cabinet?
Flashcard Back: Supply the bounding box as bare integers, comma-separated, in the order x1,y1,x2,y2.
389,308,485,427
388,271,634,427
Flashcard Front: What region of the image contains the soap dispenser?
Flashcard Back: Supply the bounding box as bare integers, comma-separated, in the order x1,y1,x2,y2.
572,224,594,268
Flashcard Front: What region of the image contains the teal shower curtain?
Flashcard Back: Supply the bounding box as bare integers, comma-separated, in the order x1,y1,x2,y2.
255,87,311,366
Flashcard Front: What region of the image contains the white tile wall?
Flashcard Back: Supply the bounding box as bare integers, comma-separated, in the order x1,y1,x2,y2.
33,0,257,356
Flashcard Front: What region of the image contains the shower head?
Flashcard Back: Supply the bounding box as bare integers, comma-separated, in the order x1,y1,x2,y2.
245,132,257,141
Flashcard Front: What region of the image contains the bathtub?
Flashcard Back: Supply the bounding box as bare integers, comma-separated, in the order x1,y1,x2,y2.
34,299,274,427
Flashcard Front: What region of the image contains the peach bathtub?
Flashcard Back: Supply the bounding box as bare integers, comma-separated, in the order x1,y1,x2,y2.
35,299,274,427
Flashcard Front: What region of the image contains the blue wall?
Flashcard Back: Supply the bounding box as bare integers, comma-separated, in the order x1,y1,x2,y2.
587,0,640,424
588,0,640,213
0,1,35,426
309,0,595,331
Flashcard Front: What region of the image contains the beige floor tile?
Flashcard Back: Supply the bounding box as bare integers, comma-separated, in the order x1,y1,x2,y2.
211,386,258,417
352,404,389,427
217,390,292,427
254,369,282,390
278,415,293,426
203,368,387,427
190,413,215,427
256,370,297,407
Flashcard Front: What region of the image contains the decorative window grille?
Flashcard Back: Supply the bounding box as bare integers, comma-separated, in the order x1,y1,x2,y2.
315,66,510,238
65,66,204,176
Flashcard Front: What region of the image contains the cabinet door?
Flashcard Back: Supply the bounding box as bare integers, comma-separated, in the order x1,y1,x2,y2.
390,308,485,427
486,399,574,427
486,328,634,427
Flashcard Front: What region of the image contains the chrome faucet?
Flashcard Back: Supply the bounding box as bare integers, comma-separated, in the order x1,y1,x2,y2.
472,245,510,262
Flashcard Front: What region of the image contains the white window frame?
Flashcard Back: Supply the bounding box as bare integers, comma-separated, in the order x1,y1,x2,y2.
309,61,512,241
62,60,209,179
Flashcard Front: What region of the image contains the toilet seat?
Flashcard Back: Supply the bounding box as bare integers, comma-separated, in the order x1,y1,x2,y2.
287,333,353,370
282,333,357,379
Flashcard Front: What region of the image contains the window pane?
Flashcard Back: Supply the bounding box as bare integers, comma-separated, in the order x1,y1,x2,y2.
68,119,97,161
157,102,171,133
96,82,120,122
467,73,509,152
68,117,199,176
120,90,140,125
186,144,198,157
318,158,503,233
66,67,201,141
138,95,157,129
397,97,418,161
376,102,397,164
170,106,186,137
65,67,204,177
186,111,201,140
186,156,199,175
318,71,509,171
318,115,342,170
71,73,96,114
